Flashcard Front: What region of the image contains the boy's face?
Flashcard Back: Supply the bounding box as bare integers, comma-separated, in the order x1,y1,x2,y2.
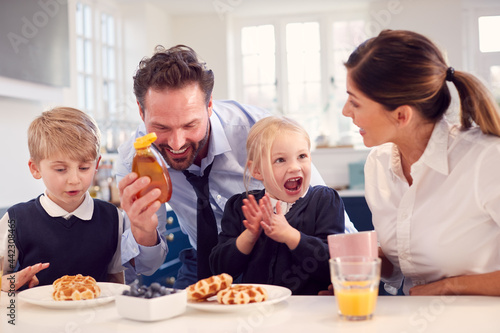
29,154,98,213
254,133,312,204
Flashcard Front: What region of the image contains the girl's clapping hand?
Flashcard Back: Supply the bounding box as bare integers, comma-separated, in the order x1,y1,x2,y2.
242,194,263,239
259,194,300,249
237,194,264,254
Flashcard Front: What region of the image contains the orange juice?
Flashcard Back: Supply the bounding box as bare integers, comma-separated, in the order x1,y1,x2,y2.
336,285,378,317
330,257,381,320
132,133,172,203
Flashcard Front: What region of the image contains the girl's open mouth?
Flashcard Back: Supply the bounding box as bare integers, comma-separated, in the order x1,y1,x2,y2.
284,177,303,194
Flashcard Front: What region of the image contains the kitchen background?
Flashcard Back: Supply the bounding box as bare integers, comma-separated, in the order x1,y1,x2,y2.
1,0,499,210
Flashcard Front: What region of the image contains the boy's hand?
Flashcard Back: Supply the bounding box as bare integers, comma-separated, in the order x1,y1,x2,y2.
1,263,50,292
259,194,300,250
118,172,161,247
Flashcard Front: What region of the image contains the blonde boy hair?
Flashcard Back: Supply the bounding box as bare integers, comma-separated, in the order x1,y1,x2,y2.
244,115,311,192
28,107,101,163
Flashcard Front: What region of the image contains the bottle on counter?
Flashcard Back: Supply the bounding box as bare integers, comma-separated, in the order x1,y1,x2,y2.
132,132,172,203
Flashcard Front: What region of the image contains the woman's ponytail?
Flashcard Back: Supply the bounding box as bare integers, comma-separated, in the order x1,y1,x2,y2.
452,71,500,136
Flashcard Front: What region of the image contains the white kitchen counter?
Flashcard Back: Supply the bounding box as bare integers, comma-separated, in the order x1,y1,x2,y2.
2,291,499,333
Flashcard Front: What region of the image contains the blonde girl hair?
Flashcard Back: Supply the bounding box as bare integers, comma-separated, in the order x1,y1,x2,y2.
28,107,101,163
244,116,311,192
345,29,500,136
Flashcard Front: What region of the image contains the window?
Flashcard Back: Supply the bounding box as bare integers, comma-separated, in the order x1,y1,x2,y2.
75,1,124,152
330,20,366,146
465,5,500,109
101,13,117,119
240,25,276,110
285,22,321,116
477,15,500,106
76,2,93,112
478,15,500,53
234,16,366,147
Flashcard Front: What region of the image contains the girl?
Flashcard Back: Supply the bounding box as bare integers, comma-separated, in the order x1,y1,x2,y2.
209,116,345,295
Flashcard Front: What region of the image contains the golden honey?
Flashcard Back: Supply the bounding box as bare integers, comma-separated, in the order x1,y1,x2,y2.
132,133,172,203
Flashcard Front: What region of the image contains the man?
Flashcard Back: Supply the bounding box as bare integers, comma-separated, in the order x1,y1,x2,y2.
117,45,356,288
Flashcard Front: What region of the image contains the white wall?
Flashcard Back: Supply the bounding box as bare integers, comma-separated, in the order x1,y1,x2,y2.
120,2,174,122
367,0,463,67
0,96,47,206
170,14,229,100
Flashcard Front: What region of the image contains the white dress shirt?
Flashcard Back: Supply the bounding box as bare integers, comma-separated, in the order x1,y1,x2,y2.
365,117,500,295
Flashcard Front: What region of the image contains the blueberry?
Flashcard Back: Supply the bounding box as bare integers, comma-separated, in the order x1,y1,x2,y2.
144,290,153,298
125,282,180,298
130,288,141,297
150,282,161,291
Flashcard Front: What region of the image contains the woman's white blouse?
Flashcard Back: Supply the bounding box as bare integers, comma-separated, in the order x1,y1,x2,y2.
365,118,500,295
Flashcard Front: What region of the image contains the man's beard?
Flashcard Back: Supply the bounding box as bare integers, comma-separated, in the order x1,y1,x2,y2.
157,124,210,171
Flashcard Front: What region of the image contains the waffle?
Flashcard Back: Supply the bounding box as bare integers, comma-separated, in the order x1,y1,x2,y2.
217,285,268,305
52,274,101,301
186,273,233,302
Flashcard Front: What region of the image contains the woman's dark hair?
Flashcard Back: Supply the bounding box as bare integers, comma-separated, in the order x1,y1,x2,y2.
345,29,500,136
133,45,214,113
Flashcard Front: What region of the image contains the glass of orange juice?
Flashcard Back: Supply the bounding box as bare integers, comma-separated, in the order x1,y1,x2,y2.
329,256,381,321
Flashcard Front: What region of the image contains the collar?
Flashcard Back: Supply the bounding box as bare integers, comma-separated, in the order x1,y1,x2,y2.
39,190,94,221
178,108,232,174
207,108,232,161
416,117,450,175
390,117,450,179
268,188,309,215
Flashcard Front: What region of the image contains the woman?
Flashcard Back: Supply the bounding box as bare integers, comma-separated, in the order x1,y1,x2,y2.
342,29,500,296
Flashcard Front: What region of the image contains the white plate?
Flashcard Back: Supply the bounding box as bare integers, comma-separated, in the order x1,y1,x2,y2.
18,282,129,309
187,284,291,312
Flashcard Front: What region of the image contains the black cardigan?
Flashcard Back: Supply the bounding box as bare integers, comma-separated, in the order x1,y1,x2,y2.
209,186,345,295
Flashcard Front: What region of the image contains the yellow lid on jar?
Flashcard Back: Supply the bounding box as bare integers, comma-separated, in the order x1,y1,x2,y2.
134,132,157,149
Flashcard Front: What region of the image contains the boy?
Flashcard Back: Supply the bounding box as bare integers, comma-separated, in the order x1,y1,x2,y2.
0,107,124,291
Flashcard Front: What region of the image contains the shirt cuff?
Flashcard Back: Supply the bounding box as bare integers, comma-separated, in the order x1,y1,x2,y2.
381,268,404,294
343,211,358,234
383,283,400,295
121,228,168,276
